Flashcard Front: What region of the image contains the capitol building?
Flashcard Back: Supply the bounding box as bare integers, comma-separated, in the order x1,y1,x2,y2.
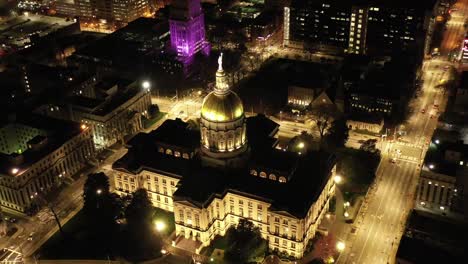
112,55,337,258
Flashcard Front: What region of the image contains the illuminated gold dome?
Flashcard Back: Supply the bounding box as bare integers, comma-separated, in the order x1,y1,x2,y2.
201,91,244,122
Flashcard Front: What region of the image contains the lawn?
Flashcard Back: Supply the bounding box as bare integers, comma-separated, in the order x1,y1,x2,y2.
200,235,229,257
336,148,380,204
39,210,115,260
153,207,175,237
143,112,166,129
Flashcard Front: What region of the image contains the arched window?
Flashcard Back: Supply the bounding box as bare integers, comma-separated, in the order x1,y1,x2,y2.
269,174,276,181
259,172,267,178
182,153,190,159
279,176,287,183
166,149,173,155
174,151,181,157
158,147,164,153
250,170,257,176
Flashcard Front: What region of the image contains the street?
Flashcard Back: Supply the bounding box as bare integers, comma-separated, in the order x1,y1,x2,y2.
336,0,467,262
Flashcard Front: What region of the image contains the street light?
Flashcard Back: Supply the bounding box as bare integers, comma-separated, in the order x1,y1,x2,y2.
96,189,102,195
334,175,342,184
142,80,151,91
336,241,346,252
298,142,305,149
155,220,166,232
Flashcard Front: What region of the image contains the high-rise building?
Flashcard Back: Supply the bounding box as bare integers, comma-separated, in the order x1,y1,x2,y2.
284,0,350,52
58,0,149,24
169,0,210,64
284,0,436,55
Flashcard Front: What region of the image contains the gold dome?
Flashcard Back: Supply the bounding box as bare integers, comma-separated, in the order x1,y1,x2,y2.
201,91,244,122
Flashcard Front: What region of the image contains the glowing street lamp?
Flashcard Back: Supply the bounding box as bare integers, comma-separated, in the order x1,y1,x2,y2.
429,164,435,169
142,80,151,91
96,189,102,195
297,142,305,149
334,175,342,184
155,220,166,232
11,168,19,174
336,241,346,252
344,211,349,218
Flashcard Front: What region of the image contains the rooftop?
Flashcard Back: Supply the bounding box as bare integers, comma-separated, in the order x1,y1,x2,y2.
0,114,84,176
113,116,336,218
423,138,468,177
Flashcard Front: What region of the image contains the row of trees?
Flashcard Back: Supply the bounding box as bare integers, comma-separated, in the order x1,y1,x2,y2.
83,172,162,261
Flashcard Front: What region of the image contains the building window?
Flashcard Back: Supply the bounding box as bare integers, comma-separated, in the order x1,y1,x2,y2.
182,153,190,159
165,149,173,155
269,174,276,181
158,147,164,153
250,170,257,176
260,172,267,178
279,177,287,183
174,151,181,157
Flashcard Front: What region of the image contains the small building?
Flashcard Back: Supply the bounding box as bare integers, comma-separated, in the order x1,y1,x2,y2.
347,112,384,134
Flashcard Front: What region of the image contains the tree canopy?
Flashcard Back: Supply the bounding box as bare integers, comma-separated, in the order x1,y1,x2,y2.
224,219,267,263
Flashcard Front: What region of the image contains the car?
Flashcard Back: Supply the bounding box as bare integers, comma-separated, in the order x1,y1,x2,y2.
9,218,17,223
27,232,34,241
421,109,426,114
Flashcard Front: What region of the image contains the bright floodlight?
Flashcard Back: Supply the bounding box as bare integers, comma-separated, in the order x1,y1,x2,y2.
298,142,305,149
435,139,440,144
429,164,435,169
161,249,167,254
155,220,166,232
11,168,19,174
344,211,349,218
81,124,87,130
96,189,102,195
334,175,342,184
336,241,346,252
142,80,151,90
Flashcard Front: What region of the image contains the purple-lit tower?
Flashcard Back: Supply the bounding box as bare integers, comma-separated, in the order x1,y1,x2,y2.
169,0,210,65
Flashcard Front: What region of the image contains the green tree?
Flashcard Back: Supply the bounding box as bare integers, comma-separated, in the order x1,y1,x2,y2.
83,172,110,212
122,189,162,261
325,117,349,150
148,104,159,118
225,219,267,263
82,172,120,241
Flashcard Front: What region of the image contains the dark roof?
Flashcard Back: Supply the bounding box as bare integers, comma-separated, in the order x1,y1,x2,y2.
458,71,468,90
0,115,83,176
246,114,279,150
113,148,190,177
174,151,336,218
147,119,200,149
407,210,467,246
396,236,460,264
347,112,383,125
68,96,104,110
249,149,299,175
424,140,468,176
113,116,336,218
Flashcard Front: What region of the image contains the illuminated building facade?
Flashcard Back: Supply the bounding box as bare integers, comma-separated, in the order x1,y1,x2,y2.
169,0,210,64
63,0,149,24
0,115,95,213
200,54,247,167
69,80,152,149
112,55,337,258
284,0,435,55
461,37,468,63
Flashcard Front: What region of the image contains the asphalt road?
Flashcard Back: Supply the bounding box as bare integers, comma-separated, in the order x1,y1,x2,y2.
337,2,465,261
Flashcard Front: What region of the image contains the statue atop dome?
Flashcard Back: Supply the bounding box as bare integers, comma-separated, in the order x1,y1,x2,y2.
218,53,223,72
